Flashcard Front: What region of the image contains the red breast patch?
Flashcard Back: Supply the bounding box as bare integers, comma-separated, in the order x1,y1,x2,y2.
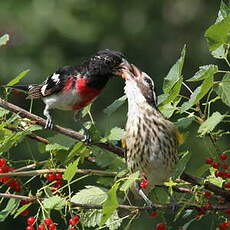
72,78,101,110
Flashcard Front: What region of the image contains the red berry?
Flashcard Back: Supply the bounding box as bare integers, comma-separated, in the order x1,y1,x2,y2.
20,209,29,216
213,162,220,169
0,158,7,167
48,223,56,230
219,222,229,230
225,209,230,215
202,202,212,210
37,224,45,230
224,182,230,189
47,173,56,181
220,153,228,161
156,223,167,230
218,197,225,203
149,211,157,217
73,215,80,224
140,179,149,189
0,176,11,182
27,216,36,226
68,229,75,230
204,191,212,198
26,226,35,230
44,218,53,225
222,163,228,170
55,173,62,180
69,218,76,226
205,157,213,165
20,200,30,205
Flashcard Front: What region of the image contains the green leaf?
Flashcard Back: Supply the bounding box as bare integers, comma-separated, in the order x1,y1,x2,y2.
104,95,127,116
194,164,210,178
175,117,195,129
45,143,68,152
180,74,214,113
81,103,92,118
0,199,19,222
107,127,124,141
7,69,30,86
71,186,107,205
119,171,140,192
163,45,186,94
198,112,224,136
206,167,224,187
100,183,119,227
217,0,230,22
211,45,226,59
205,14,230,51
187,65,218,82
173,151,191,179
0,107,9,118
215,73,230,106
63,157,80,182
14,203,31,218
43,196,65,210
0,34,9,46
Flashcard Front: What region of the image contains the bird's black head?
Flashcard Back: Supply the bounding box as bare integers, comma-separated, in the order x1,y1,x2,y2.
85,49,125,89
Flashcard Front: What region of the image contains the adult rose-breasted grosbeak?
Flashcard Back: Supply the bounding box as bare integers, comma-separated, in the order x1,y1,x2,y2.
3,49,125,130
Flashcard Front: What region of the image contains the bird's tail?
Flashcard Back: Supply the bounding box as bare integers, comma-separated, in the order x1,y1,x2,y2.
1,84,35,92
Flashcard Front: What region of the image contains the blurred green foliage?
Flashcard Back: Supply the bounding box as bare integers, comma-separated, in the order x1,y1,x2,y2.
0,0,229,229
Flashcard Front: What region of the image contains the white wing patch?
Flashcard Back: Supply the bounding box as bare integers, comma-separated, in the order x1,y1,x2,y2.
51,73,60,83
41,84,47,96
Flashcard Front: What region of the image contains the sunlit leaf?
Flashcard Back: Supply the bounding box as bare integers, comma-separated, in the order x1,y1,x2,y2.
198,112,224,136
0,34,9,46
100,183,119,227
107,127,124,141
63,157,80,182
43,196,65,210
0,199,19,222
7,69,30,86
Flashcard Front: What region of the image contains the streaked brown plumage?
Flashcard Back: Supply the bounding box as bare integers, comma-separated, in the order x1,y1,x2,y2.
118,63,179,206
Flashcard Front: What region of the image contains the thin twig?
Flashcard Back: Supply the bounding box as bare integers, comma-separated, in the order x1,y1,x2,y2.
0,192,229,211
0,168,117,177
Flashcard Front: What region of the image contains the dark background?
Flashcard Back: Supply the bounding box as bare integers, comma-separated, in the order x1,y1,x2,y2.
0,0,227,229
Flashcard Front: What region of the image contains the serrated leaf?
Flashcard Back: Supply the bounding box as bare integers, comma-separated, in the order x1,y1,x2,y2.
173,151,191,179
107,127,124,141
100,184,119,227
104,95,127,116
0,34,9,46
206,167,224,187
205,14,230,51
163,45,186,94
45,143,68,152
198,112,224,136
180,75,213,113
43,196,65,210
211,45,226,59
63,158,80,182
0,199,19,222
105,210,122,230
120,171,140,192
215,73,230,106
71,186,107,205
187,65,218,82
216,0,230,23
7,69,30,86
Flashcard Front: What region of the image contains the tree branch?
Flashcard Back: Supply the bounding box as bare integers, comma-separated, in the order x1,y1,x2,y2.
0,98,230,201
0,192,229,211
0,168,117,177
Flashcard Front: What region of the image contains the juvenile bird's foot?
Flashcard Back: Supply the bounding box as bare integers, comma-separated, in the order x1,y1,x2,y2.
45,118,54,129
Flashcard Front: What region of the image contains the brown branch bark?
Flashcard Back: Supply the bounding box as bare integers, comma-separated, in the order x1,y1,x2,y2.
0,168,117,177
0,192,229,211
0,98,230,201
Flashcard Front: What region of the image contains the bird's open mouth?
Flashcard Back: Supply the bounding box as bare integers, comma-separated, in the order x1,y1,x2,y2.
113,60,141,80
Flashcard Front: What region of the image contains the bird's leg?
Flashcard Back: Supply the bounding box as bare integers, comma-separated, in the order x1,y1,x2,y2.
43,106,53,129
156,185,178,212
74,111,91,144
134,182,156,211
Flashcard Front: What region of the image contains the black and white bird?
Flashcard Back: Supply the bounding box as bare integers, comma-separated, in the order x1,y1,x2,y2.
3,49,125,131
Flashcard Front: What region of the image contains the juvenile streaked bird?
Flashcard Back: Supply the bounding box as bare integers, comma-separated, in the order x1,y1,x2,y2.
3,49,125,132
117,63,179,208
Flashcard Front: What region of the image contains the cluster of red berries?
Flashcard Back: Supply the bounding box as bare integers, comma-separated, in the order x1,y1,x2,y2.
46,172,64,192
0,158,21,192
26,217,57,230
68,215,80,229
205,153,230,180
139,173,149,189
218,221,230,230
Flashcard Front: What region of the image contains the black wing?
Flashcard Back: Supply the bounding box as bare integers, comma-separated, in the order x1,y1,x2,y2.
27,66,79,99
